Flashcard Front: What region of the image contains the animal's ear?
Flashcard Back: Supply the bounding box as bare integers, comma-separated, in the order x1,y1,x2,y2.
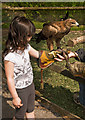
65,11,69,19
60,11,69,21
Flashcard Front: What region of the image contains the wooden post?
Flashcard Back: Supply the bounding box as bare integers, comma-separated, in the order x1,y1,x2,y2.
40,69,44,89
68,36,85,47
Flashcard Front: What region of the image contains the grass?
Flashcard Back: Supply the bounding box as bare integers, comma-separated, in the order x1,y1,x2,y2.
2,10,85,30
2,20,85,30
33,21,44,29
71,25,85,31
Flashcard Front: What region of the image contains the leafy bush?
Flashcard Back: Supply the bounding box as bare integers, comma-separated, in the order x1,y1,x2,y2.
4,2,85,7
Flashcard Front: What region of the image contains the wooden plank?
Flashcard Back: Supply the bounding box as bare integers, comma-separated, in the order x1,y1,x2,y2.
35,90,83,120
49,64,85,84
68,36,85,47
2,6,85,10
31,58,85,84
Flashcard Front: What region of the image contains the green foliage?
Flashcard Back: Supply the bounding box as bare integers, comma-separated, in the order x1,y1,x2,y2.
2,8,85,27
4,2,85,7
71,25,85,31
2,2,85,25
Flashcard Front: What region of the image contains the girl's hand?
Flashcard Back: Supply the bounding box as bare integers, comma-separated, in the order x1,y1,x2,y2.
12,97,23,108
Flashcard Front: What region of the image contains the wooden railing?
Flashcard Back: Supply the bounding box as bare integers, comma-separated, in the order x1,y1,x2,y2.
2,6,85,10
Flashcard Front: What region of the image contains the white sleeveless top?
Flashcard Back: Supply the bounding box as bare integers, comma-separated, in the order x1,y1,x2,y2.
4,44,33,89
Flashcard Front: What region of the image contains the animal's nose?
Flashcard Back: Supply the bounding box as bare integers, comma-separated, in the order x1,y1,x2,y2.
76,22,79,27
77,24,79,27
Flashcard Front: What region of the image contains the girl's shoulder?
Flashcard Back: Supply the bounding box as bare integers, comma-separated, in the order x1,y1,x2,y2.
4,52,16,63
26,43,31,52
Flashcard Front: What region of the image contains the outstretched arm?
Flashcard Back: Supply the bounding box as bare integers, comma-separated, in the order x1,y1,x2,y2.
29,46,64,61
29,46,39,58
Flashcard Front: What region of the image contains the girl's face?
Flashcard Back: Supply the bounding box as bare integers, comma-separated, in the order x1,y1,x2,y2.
27,36,32,42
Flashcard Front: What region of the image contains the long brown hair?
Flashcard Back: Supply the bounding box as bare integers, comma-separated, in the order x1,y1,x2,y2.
3,16,36,57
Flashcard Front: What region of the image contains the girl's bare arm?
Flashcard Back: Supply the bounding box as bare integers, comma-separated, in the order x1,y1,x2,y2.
29,46,39,58
4,61,23,108
29,46,64,61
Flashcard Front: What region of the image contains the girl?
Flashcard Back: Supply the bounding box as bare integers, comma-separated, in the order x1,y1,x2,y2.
3,16,63,119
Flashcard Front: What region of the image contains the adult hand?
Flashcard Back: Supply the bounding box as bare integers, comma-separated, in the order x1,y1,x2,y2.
54,54,64,61
68,51,76,58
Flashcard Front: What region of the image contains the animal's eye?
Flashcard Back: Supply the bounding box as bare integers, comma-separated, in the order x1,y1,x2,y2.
71,22,75,24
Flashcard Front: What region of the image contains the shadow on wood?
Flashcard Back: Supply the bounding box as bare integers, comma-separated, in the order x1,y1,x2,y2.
35,92,82,120
49,64,85,84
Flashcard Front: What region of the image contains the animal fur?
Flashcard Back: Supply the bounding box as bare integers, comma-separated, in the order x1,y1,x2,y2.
36,18,79,50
